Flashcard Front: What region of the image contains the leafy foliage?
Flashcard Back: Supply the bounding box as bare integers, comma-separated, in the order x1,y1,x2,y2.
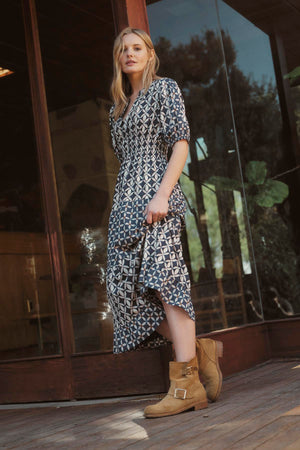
206,176,242,191
284,66,300,81
206,161,289,214
254,179,289,208
245,161,267,185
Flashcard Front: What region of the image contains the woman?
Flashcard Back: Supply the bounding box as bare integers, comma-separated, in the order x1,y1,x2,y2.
107,27,223,418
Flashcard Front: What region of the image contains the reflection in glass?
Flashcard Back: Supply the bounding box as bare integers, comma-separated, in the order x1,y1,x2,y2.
217,0,300,318
148,0,300,323
147,0,262,332
36,0,115,352
0,3,60,360
291,83,300,145
147,0,279,332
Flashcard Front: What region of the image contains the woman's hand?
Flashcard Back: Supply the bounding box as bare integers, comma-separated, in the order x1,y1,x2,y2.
144,193,169,224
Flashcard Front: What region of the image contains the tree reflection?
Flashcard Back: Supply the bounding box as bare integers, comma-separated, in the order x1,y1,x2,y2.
155,30,300,316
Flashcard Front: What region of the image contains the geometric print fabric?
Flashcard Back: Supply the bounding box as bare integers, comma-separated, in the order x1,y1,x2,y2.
107,77,195,353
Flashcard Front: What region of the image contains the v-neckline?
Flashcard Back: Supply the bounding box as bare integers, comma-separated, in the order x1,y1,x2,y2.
121,89,143,122
120,78,161,122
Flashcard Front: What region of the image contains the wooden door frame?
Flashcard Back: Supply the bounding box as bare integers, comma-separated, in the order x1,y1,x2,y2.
20,0,74,395
0,0,75,402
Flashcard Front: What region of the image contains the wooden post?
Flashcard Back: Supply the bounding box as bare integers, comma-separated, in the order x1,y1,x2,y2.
111,0,149,34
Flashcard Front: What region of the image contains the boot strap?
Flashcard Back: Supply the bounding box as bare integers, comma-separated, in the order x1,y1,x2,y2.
174,388,187,399
183,365,198,376
168,386,193,400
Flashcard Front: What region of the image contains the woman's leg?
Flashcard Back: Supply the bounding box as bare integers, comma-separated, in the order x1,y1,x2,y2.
157,299,196,362
156,319,173,342
154,297,223,409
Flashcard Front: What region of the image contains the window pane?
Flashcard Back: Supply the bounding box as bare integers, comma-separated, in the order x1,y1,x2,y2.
0,2,60,360
218,0,300,319
147,0,264,332
35,0,115,352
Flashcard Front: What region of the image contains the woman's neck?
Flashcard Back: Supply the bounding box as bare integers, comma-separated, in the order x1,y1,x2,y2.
127,73,144,97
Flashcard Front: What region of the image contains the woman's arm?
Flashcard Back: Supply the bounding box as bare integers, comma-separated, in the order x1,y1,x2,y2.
144,139,189,224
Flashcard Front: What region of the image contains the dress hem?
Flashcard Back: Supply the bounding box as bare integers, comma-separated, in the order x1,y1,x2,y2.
112,311,168,354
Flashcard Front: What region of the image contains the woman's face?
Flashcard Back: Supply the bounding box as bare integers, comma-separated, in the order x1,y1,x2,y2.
119,33,153,77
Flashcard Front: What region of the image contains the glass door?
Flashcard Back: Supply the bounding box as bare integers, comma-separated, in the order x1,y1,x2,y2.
34,0,169,399
0,0,171,403
147,0,299,328
0,0,72,404
0,2,61,362
147,0,263,332
35,0,115,354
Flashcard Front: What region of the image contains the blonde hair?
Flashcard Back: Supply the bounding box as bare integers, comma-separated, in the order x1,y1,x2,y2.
110,27,160,119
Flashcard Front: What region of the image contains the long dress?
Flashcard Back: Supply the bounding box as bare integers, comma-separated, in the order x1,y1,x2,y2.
107,77,195,354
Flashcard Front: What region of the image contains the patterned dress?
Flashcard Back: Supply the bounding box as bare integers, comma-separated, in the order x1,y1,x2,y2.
107,77,195,354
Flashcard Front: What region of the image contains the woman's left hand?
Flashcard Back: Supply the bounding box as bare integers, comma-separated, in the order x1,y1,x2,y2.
144,193,169,224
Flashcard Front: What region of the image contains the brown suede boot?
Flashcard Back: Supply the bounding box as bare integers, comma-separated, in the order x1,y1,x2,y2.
144,356,208,418
196,338,223,402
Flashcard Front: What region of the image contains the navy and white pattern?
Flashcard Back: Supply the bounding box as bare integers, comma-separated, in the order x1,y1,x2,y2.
107,77,195,354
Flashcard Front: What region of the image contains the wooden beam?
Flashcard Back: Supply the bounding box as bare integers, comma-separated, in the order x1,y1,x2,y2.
110,0,149,34
126,0,149,32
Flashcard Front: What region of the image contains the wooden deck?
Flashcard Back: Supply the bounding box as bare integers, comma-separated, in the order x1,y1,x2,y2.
0,360,299,449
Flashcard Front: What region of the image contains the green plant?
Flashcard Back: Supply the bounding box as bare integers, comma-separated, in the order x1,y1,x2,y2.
284,66,300,81
206,161,289,215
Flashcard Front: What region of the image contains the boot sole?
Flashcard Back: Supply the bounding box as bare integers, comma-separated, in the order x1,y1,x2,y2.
144,400,208,418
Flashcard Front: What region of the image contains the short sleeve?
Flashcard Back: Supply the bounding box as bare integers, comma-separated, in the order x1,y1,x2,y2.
159,78,190,148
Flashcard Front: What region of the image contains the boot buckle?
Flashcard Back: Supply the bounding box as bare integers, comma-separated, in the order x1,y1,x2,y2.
174,388,187,399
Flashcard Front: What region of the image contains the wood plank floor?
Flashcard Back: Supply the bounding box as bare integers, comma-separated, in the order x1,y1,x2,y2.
0,360,299,449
